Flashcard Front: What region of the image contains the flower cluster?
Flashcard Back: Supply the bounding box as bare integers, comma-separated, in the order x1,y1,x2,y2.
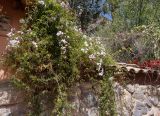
81,36,106,76
56,31,64,36
38,0,45,5
8,40,20,47
7,28,15,37
57,31,69,58
6,28,20,48
32,41,38,48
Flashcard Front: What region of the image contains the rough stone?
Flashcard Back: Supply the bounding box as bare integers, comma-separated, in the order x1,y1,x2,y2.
86,107,99,116
115,83,160,116
83,92,98,108
126,84,135,93
144,107,160,116
0,80,27,116
114,84,123,98
144,98,152,108
123,89,133,109
0,108,11,116
0,91,10,105
133,101,148,116
149,96,159,106
0,80,159,116
133,110,143,116
123,108,130,116
133,90,145,101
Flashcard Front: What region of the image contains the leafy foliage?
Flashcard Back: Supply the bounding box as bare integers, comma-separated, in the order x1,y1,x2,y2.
95,0,160,63
105,24,160,62
69,0,112,32
100,70,117,116
4,0,116,115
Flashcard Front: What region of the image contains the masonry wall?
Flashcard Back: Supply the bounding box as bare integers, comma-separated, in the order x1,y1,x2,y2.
114,82,160,116
0,80,159,116
0,80,26,116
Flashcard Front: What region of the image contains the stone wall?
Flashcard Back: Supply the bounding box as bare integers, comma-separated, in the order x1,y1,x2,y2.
67,82,100,116
0,80,26,116
0,80,160,116
0,81,100,116
114,82,160,116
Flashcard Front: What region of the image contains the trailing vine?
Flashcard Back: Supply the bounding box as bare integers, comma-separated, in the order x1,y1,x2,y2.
99,68,117,116
3,0,117,115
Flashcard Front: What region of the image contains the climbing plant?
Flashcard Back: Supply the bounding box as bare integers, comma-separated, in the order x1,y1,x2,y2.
4,0,116,115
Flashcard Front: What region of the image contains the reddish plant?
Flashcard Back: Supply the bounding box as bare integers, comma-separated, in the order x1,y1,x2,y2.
132,59,160,69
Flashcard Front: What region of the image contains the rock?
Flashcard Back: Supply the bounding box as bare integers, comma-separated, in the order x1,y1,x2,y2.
133,90,145,101
124,89,132,109
133,110,143,116
144,107,160,116
126,84,135,94
0,81,27,116
133,101,148,116
114,84,123,98
122,107,131,116
114,83,160,116
144,98,152,108
149,96,159,106
83,92,98,108
0,91,10,105
87,107,99,116
0,108,11,116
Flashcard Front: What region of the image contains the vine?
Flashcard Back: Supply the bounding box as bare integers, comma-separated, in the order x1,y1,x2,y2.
3,0,117,115
99,69,117,116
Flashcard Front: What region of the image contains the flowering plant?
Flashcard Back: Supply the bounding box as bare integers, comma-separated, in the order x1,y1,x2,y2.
3,0,114,115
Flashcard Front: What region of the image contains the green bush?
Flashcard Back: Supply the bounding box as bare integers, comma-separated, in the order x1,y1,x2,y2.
97,24,160,62
4,0,116,115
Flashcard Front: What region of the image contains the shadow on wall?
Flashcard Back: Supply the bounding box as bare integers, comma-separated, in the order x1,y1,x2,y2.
0,0,25,54
0,80,27,115
127,71,160,85
117,68,160,86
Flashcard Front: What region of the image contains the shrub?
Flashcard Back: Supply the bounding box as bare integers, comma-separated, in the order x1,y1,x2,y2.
4,0,115,115
101,24,160,63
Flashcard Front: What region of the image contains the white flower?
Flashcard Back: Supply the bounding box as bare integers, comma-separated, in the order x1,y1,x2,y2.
61,46,66,50
74,26,78,31
77,5,81,9
38,0,44,5
78,28,82,32
81,48,85,52
60,2,66,7
7,32,14,37
81,48,88,53
9,40,19,47
99,68,104,76
61,46,67,55
88,37,92,41
97,59,103,71
17,31,24,34
84,41,88,47
83,35,87,39
19,19,25,24
89,54,96,59
32,41,38,48
67,36,70,38
100,50,106,56
61,39,68,44
27,28,32,32
7,28,15,37
97,59,104,76
56,31,64,36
